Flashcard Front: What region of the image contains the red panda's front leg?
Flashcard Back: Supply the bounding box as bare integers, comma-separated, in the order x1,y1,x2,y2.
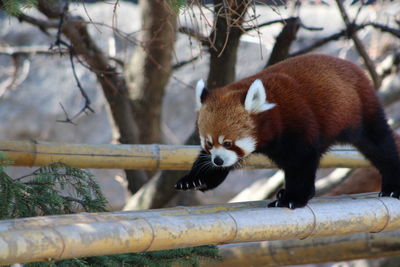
175,150,232,192
267,149,320,209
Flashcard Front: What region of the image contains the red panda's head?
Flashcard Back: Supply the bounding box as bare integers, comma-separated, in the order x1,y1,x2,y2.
195,79,276,167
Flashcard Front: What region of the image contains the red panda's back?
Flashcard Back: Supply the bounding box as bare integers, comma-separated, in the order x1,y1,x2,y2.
259,54,379,140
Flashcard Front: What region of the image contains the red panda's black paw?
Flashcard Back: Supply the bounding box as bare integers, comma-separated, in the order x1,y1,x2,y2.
379,191,400,198
268,189,307,209
267,200,306,209
174,176,206,191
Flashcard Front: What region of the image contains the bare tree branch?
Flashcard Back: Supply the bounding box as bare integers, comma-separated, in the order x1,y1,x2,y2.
244,18,291,32
244,17,323,33
172,54,201,70
335,0,381,89
57,49,95,123
290,28,355,57
21,0,149,187
32,0,141,142
40,2,96,124
178,26,210,46
207,0,250,89
368,22,400,39
290,22,400,58
0,46,68,56
15,13,58,34
57,103,76,125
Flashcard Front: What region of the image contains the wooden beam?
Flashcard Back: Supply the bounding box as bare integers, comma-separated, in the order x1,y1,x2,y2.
214,230,400,267
0,140,368,170
1,194,400,265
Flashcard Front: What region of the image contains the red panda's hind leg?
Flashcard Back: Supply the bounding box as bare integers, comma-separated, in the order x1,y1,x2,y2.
354,111,400,198
175,150,232,192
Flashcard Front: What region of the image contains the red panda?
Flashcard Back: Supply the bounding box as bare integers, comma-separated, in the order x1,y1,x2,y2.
175,54,400,209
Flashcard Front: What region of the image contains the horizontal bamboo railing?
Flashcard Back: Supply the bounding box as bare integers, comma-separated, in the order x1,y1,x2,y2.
215,230,400,267
1,194,400,265
0,140,369,169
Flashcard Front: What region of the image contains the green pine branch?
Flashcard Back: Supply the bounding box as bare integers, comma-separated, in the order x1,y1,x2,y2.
0,153,222,266
1,0,37,15
0,156,107,219
169,0,185,14
25,245,222,267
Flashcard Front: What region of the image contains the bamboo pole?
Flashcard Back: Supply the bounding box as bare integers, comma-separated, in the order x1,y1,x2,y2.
0,140,368,170
1,194,400,265
213,230,400,267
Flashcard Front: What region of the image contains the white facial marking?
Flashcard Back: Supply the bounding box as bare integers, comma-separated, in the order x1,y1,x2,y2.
210,147,238,167
207,135,213,143
235,136,256,155
218,135,225,145
195,79,205,111
200,136,205,149
245,79,276,113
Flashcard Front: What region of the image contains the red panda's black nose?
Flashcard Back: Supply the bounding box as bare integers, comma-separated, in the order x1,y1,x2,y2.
214,156,224,166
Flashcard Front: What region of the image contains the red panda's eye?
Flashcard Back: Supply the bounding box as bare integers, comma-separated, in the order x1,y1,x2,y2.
206,141,213,147
223,141,232,148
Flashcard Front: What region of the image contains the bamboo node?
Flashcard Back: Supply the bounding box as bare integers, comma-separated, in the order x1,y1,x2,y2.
224,211,239,244
141,216,156,252
372,197,392,233
301,204,317,240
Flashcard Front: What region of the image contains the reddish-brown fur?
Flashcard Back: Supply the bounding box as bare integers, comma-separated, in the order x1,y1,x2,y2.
199,54,379,149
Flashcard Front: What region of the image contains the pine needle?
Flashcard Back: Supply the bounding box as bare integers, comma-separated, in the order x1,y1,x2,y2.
0,153,222,266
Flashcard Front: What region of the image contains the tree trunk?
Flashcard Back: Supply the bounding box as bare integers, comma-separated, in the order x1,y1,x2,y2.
207,0,249,89
266,17,300,67
123,0,177,193
125,0,177,145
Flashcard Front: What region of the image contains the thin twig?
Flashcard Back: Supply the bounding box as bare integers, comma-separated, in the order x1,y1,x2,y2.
54,1,69,53
244,17,291,31
16,13,58,34
290,28,350,57
0,46,68,56
31,1,95,124
290,22,399,58
57,50,94,123
368,22,400,39
178,26,210,46
244,17,323,32
57,103,77,125
172,54,201,70
52,38,94,123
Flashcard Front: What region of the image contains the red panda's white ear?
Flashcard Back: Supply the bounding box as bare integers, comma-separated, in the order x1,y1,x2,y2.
195,79,208,110
244,79,276,113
